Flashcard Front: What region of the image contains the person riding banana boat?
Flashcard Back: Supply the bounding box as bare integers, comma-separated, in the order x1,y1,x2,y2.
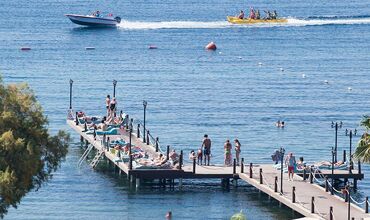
228,8,286,24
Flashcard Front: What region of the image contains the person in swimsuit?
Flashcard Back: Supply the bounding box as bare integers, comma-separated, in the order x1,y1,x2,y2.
224,139,232,166
109,97,117,118
197,148,203,165
202,134,211,166
238,10,245,19
105,95,110,115
284,152,296,181
234,139,241,165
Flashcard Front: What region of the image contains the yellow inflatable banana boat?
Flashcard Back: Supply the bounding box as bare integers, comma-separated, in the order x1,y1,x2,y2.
227,16,288,24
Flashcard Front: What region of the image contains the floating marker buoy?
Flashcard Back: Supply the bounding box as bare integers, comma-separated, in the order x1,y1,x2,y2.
238,56,242,59
205,42,217,50
258,62,263,66
348,87,352,91
302,74,306,78
148,45,157,49
85,47,95,50
20,47,31,51
279,67,284,72
324,80,329,84
218,52,222,54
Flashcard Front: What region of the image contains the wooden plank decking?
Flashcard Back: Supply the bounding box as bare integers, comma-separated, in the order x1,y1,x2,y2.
240,165,370,220
68,118,370,219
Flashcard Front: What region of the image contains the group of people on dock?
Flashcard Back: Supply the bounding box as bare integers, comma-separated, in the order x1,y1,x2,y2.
238,8,278,20
189,135,242,167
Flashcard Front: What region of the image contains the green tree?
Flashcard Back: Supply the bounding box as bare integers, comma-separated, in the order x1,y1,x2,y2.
0,80,69,218
354,115,370,163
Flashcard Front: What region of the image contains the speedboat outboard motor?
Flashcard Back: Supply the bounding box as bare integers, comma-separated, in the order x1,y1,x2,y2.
114,17,121,23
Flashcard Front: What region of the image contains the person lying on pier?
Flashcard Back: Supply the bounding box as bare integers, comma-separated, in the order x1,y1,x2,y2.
315,160,345,167
154,153,167,166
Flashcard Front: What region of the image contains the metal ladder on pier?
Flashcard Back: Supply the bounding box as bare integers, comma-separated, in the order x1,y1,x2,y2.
90,149,105,168
77,142,95,167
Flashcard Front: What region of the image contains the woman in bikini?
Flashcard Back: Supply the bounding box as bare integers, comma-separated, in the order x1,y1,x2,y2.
224,139,232,166
234,139,241,166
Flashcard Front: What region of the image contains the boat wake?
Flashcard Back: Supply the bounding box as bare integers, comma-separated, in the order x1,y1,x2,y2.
117,17,370,30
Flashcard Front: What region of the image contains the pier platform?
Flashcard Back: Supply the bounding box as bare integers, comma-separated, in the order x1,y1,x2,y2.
67,117,370,220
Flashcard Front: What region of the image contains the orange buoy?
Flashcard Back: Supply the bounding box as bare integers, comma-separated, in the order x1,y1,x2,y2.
205,42,217,50
20,47,31,51
148,45,157,49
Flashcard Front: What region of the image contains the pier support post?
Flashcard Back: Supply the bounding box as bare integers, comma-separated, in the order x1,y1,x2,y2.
330,206,333,220
343,150,346,162
179,178,183,189
130,118,133,129
259,168,263,184
311,197,315,213
166,145,170,160
193,158,196,174
179,150,183,170
146,130,150,145
249,163,253,178
155,137,159,152
366,197,368,213
84,122,87,132
80,135,84,143
137,124,140,138
136,178,140,189
274,176,278,192
125,115,129,129
303,168,307,181
233,178,238,188
233,159,236,174
75,112,79,125
93,128,96,140
309,170,313,184
325,176,329,192
241,158,244,173
292,186,296,203
107,137,110,150
358,160,362,174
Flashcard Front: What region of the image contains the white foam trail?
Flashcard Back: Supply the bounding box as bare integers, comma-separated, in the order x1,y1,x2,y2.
117,17,370,30
118,20,230,29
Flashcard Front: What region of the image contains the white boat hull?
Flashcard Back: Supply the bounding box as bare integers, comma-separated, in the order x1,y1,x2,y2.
65,14,120,27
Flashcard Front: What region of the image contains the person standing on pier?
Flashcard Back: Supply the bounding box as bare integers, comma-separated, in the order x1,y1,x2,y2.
234,139,241,166
105,95,111,116
202,134,211,166
285,152,296,181
224,139,232,166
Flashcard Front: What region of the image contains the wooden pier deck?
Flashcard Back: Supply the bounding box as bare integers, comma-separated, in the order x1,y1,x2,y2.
68,118,370,220
240,165,370,220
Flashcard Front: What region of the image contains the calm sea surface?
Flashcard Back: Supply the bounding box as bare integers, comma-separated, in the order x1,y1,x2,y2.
1,0,370,219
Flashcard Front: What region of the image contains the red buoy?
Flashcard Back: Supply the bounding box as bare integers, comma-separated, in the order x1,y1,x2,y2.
205,42,217,50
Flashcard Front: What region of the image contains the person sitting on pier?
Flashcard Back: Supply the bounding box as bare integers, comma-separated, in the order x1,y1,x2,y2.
169,149,179,165
189,150,196,161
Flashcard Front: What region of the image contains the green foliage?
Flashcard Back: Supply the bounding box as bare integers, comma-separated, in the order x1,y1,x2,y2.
355,115,370,163
0,79,69,218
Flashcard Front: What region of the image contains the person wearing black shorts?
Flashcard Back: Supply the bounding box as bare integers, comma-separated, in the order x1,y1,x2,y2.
202,134,211,166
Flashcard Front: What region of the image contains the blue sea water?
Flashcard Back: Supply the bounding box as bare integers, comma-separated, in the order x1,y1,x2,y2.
1,0,370,219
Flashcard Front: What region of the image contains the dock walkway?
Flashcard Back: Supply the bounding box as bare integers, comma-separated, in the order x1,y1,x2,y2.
68,118,370,220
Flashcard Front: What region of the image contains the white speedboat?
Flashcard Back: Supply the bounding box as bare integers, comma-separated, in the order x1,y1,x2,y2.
65,14,121,27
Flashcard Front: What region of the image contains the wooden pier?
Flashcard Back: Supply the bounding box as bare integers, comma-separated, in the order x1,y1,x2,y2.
68,117,370,220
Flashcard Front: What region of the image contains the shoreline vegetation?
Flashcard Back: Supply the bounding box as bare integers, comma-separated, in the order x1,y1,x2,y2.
0,77,69,218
